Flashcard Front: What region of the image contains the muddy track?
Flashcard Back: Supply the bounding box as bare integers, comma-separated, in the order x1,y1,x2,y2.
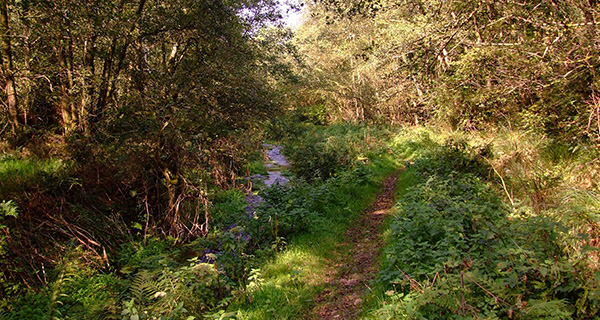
305,171,401,320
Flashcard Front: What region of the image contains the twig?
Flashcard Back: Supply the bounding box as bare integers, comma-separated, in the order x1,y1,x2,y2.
395,266,424,293
460,272,467,314
462,273,512,308
485,157,515,207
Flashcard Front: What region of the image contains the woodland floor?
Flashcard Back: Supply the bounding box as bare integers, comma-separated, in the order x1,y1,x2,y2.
305,171,400,319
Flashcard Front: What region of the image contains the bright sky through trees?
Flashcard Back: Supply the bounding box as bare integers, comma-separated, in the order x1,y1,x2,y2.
281,0,303,29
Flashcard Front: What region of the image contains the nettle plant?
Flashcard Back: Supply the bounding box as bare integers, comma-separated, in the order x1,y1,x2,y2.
377,143,600,319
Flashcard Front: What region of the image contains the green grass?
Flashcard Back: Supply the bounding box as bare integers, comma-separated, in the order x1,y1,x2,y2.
229,126,431,319
227,157,398,319
0,155,67,195
0,155,65,178
232,237,335,319
243,159,269,176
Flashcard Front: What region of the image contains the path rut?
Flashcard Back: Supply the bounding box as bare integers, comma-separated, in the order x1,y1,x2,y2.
305,171,400,319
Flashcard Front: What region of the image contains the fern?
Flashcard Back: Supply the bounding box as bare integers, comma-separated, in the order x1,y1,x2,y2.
129,270,161,305
523,299,572,319
48,257,76,320
124,266,194,319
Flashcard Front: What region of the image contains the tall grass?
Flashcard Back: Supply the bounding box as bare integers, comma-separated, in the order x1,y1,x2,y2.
0,155,67,194
488,128,600,267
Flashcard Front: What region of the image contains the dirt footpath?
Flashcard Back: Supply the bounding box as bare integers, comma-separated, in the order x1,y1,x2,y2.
305,171,400,319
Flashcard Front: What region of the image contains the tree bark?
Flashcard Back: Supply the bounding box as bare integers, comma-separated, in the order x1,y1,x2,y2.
1,0,19,134
79,37,96,133
57,35,77,133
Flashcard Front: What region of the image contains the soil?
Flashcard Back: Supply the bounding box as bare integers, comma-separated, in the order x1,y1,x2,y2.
304,171,400,319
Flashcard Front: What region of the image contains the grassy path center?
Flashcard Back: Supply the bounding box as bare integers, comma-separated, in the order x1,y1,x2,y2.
305,171,400,319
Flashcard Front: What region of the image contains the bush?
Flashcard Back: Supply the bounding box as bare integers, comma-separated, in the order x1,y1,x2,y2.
375,142,600,319
283,123,393,181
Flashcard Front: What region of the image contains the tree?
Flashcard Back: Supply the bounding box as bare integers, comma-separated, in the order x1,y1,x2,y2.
0,0,19,134
295,0,600,137
0,0,290,289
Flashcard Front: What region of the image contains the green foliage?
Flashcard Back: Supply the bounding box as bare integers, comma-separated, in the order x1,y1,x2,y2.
90,238,232,319
255,184,316,238
282,123,394,181
0,200,18,300
0,200,17,219
389,128,440,161
243,160,268,177
378,170,504,288
25,124,389,320
295,104,330,125
0,155,67,194
0,291,50,320
295,0,600,140
0,0,290,304
119,259,222,319
1,246,125,320
116,238,178,271
231,144,399,319
285,133,357,181
372,133,600,319
411,139,493,180
211,190,249,230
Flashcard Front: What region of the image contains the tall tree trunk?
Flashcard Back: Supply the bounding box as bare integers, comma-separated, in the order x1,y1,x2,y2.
93,0,147,128
20,31,31,127
1,0,19,134
79,37,96,133
57,37,77,133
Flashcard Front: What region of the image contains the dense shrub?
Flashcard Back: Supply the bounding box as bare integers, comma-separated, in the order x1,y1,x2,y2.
282,123,393,181
375,143,600,319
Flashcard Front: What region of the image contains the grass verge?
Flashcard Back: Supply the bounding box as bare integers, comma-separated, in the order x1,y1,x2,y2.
225,157,399,319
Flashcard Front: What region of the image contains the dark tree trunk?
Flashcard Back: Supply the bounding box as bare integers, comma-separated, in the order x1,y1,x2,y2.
1,0,19,134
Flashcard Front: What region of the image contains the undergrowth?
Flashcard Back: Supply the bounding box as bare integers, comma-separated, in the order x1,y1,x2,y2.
3,124,599,320
226,156,397,319
0,123,399,319
0,154,68,195
210,123,400,319
369,128,600,319
281,122,395,181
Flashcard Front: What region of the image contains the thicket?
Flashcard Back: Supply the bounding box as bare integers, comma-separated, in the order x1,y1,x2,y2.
293,0,600,141
0,0,302,316
371,130,600,319
0,0,295,295
0,119,396,318
280,121,395,181
228,124,400,319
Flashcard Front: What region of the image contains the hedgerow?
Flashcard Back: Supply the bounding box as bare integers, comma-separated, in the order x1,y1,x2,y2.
374,140,600,319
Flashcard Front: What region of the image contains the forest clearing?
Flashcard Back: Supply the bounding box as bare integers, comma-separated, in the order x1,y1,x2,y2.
1,0,599,319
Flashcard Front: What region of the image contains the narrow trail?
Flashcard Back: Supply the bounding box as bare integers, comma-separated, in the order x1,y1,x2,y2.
305,171,401,320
